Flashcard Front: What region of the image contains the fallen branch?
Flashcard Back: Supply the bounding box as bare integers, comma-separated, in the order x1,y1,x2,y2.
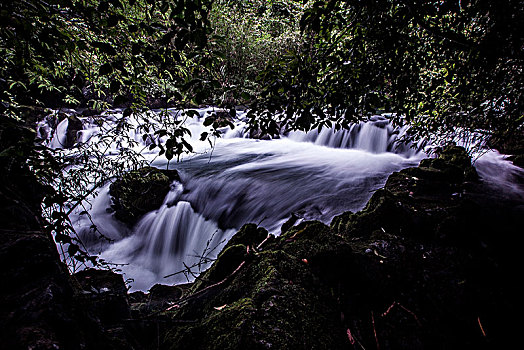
371,311,380,350
256,234,272,250
477,316,487,338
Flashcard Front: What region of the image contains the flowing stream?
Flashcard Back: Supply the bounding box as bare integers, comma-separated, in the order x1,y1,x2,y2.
42,108,524,291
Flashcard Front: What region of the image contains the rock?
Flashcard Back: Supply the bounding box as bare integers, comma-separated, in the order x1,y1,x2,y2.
153,144,519,349
3,115,520,349
73,269,130,327
129,283,190,317
64,115,83,148
280,213,299,234
148,283,185,301
163,222,352,350
74,269,128,295
227,223,268,248
508,154,524,168
109,166,180,225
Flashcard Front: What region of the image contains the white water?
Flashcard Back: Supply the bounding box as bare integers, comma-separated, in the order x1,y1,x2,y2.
42,108,524,291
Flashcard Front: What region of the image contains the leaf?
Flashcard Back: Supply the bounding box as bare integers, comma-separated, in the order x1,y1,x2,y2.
55,233,71,244
182,139,193,152
165,148,173,160
123,108,133,118
199,132,208,141
110,80,120,93
74,255,85,262
214,304,227,311
185,109,200,118
155,129,168,137
92,41,117,56
203,117,214,127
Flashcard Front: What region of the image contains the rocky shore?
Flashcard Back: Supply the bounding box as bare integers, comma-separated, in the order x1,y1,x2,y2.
1,134,521,349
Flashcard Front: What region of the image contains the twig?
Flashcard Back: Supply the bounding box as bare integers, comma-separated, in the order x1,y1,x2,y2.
478,316,487,338
257,216,267,226
148,260,246,318
256,234,272,250
65,177,116,216
371,311,380,350
381,301,421,327
346,327,367,350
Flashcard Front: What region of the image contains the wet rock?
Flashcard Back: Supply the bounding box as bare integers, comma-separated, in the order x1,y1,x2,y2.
154,144,519,349
64,115,83,148
227,223,268,248
148,284,185,301
508,153,524,168
164,224,350,350
280,213,299,234
74,269,128,295
109,167,180,225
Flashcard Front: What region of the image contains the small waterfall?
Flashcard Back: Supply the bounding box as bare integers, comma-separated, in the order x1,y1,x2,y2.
41,108,421,157
136,201,234,274
475,151,524,201
69,183,131,254
53,107,523,292
286,116,422,157
98,182,236,290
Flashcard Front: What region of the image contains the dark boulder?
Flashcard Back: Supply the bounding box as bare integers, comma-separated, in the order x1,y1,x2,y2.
109,167,180,225
151,145,519,349
0,118,86,349
73,269,130,326
64,115,83,148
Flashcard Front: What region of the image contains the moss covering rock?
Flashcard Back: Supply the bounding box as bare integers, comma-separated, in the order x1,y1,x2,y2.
14,144,516,349
109,167,180,225
122,145,520,349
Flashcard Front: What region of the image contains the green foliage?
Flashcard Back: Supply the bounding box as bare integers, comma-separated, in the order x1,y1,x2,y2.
206,0,306,106
249,0,524,146
0,0,215,270
1,0,210,113
2,0,523,271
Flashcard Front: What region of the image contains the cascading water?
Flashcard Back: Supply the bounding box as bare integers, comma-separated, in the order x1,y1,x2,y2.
286,115,423,157
44,108,524,291
48,117,69,149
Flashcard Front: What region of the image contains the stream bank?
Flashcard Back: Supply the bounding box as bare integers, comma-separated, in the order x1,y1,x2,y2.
3,138,518,349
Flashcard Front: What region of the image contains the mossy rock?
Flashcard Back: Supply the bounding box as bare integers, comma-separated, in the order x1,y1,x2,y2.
109,167,180,225
164,223,350,350
331,146,480,240
122,144,517,349
331,189,415,238
227,223,268,248
199,244,249,286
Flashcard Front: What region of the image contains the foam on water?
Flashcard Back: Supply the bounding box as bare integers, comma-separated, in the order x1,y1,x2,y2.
47,109,523,291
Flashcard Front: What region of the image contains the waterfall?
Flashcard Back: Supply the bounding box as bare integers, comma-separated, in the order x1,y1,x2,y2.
287,116,422,157
45,108,523,291
94,183,236,291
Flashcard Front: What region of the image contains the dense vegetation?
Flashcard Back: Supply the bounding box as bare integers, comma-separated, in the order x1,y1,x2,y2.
1,0,523,265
